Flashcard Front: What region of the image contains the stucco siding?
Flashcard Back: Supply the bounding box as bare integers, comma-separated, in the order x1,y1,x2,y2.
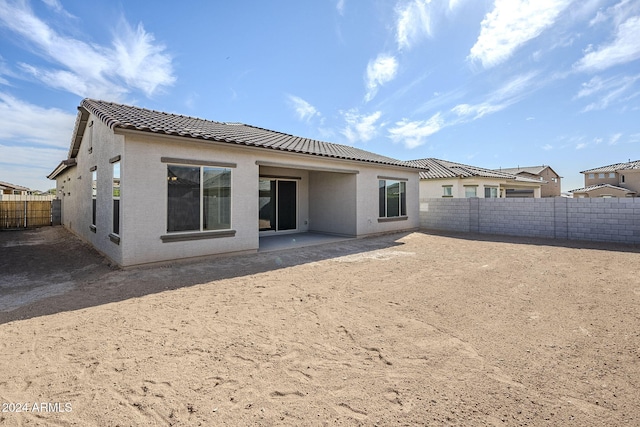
56,115,124,265
309,171,357,236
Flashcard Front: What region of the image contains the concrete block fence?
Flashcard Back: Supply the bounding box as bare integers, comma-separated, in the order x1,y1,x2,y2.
420,197,640,245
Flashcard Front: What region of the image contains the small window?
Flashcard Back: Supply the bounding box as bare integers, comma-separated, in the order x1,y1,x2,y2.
588,173,595,179
379,180,406,218
464,186,477,198
442,186,452,197
598,173,605,179
609,173,615,178
621,175,625,183
484,187,498,198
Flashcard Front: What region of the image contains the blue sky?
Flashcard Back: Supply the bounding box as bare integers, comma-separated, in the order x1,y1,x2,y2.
1,0,639,192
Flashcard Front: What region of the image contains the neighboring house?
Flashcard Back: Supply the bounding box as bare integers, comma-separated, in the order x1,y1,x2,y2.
570,160,640,198
0,181,30,198
408,158,543,198
497,165,562,197
48,99,422,267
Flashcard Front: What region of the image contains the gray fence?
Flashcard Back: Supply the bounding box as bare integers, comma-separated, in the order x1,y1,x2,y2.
420,197,640,245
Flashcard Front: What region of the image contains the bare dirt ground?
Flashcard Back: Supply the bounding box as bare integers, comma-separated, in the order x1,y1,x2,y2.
0,226,639,426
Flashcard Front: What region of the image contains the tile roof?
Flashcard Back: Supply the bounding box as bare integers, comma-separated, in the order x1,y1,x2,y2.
408,158,530,180
580,160,640,174
0,181,30,191
569,183,636,194
77,98,420,169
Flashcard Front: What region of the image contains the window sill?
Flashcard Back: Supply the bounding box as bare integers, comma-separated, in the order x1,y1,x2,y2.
90,225,96,233
161,229,236,243
378,216,408,223
442,195,453,198
109,233,120,245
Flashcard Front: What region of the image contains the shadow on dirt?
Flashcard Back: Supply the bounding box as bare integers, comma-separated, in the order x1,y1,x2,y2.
0,226,409,325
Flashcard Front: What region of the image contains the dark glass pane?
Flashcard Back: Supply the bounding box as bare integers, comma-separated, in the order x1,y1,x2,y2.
167,165,200,232
379,180,386,217
277,180,296,231
92,199,96,226
113,200,120,234
400,181,406,216
387,181,400,217
203,168,231,230
259,179,276,231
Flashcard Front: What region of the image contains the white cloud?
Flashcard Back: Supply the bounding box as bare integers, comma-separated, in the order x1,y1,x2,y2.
0,92,76,148
576,74,640,111
575,142,587,149
341,109,382,143
337,0,345,15
469,0,573,68
0,1,175,100
365,54,398,102
609,133,622,145
575,15,640,72
542,143,553,150
452,71,540,120
388,113,443,149
396,0,432,50
287,95,320,122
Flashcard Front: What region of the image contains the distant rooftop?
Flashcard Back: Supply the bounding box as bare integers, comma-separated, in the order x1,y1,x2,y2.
407,158,542,183
580,160,640,174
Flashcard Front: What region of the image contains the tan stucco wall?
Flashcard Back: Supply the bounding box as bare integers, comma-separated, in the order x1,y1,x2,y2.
619,170,640,194
538,167,561,197
573,187,632,198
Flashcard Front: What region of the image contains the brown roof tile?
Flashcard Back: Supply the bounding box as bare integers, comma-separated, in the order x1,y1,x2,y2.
79,99,419,169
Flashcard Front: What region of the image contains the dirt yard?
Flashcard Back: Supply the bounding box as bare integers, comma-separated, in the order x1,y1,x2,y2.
0,226,639,426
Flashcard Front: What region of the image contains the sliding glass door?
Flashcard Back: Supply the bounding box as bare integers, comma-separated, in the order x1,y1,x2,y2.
259,178,297,232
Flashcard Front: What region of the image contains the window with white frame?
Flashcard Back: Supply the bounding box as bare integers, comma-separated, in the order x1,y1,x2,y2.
464,186,477,198
378,179,406,218
484,187,498,198
609,173,615,178
621,175,625,183
588,173,595,179
167,165,231,232
442,185,453,197
599,173,605,178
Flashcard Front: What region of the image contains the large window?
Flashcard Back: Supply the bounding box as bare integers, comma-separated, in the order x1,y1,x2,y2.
112,161,120,235
379,179,406,218
167,165,231,232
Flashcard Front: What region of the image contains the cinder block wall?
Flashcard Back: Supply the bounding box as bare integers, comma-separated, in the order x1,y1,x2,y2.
420,197,640,244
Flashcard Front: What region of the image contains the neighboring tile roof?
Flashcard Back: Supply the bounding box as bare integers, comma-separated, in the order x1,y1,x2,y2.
581,160,640,174
76,98,420,169
0,181,30,191
408,158,535,181
569,183,636,194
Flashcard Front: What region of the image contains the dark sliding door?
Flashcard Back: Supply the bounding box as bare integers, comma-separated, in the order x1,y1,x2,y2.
258,178,296,232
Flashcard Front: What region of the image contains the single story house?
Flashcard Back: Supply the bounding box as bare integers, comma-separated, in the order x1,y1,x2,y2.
408,158,543,198
496,165,562,197
0,181,31,199
48,99,421,267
